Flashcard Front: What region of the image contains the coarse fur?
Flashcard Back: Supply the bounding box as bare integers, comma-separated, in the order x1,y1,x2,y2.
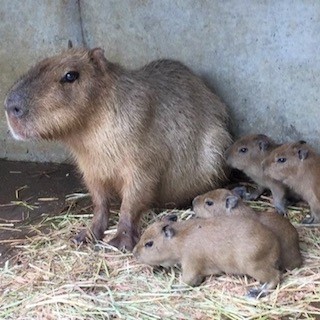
4,47,232,250
133,216,281,298
192,188,302,270
225,134,290,215
263,141,320,224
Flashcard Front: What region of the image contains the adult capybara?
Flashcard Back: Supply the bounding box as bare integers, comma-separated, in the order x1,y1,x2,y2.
263,141,320,224
225,134,290,215
133,214,281,298
192,188,302,270
4,47,232,250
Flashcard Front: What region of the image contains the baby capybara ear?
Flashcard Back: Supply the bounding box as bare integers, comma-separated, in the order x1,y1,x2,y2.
225,195,239,210
258,139,270,151
298,148,309,160
162,225,175,238
162,214,178,223
231,186,247,199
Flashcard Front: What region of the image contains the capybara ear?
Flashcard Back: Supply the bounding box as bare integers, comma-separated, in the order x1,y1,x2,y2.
298,148,309,160
89,48,108,71
68,40,73,49
162,225,175,238
226,195,239,210
162,214,178,223
258,139,270,151
231,186,247,199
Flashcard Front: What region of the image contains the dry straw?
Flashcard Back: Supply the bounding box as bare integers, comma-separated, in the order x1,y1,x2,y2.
0,196,319,319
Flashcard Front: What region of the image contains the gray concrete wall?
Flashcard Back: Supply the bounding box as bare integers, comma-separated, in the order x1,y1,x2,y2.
1,0,320,162
0,0,83,162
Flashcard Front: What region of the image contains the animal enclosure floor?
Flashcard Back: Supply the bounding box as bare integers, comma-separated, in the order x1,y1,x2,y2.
0,159,85,266
0,160,320,318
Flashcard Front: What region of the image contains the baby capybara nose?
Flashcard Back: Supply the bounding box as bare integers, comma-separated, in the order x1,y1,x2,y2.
5,92,28,118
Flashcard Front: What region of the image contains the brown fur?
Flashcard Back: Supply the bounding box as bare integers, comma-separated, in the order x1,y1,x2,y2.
263,141,320,224
4,47,232,250
225,134,290,215
193,188,302,270
133,216,281,297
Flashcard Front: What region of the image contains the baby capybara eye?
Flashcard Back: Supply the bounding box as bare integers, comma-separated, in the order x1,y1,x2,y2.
205,200,214,206
145,241,154,248
276,157,286,163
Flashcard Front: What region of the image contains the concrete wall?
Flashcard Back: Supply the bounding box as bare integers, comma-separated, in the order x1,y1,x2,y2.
1,0,320,162
0,0,83,162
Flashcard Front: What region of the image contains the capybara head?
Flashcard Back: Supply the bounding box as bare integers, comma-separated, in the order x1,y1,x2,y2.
262,141,311,182
225,134,278,171
5,48,111,141
133,218,178,267
193,188,240,218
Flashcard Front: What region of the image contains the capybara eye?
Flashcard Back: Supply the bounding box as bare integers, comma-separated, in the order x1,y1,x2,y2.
277,157,286,163
205,200,214,206
239,147,248,153
145,241,154,248
61,71,79,83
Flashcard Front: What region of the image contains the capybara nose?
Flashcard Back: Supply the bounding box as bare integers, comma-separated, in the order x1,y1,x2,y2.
5,92,28,118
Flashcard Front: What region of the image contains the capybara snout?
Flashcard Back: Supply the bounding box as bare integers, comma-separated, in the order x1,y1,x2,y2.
5,48,109,141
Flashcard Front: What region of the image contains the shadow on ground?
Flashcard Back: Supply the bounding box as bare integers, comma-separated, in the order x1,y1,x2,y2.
0,159,86,266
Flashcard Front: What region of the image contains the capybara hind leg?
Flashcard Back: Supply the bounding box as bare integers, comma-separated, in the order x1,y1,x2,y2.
75,182,110,243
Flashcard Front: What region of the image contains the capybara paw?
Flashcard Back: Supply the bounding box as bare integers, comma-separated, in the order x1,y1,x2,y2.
74,229,89,244
274,206,287,217
246,288,267,299
74,228,105,244
301,216,315,224
108,233,137,252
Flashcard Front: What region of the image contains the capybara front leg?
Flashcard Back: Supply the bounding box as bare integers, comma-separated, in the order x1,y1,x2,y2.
75,181,110,243
271,183,287,216
109,181,155,251
108,211,141,251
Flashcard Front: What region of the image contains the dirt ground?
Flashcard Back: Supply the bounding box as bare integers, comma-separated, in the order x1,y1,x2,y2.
0,159,85,266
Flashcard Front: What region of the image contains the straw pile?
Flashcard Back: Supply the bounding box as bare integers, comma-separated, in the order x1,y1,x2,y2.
1,196,320,319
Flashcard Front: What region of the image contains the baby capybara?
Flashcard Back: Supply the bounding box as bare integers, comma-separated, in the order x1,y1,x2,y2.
133,214,281,298
193,188,302,270
263,141,320,224
225,134,290,215
4,47,231,250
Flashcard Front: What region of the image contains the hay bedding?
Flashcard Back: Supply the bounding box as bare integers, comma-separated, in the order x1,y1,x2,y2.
0,196,320,320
